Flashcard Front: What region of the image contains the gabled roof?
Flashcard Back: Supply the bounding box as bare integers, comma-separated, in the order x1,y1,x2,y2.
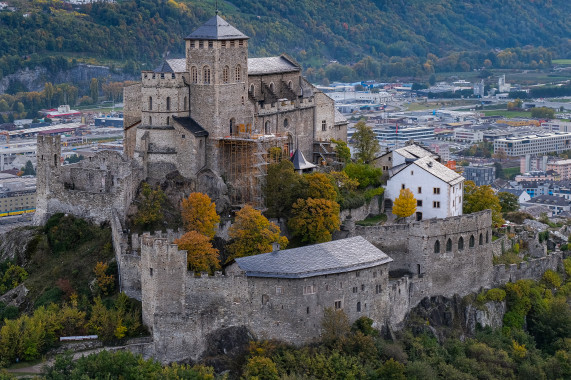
154,59,186,73
172,116,209,137
498,188,526,197
291,148,316,171
185,15,249,40
334,109,348,125
394,144,437,161
248,55,300,75
529,195,571,207
413,156,464,185
234,236,392,279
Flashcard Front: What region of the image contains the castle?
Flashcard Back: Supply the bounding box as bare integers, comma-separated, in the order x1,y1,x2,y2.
31,15,565,364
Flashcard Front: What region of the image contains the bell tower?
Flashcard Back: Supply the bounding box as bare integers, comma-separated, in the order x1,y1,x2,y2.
185,15,249,139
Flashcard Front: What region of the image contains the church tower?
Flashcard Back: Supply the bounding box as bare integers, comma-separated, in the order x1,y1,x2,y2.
185,15,250,139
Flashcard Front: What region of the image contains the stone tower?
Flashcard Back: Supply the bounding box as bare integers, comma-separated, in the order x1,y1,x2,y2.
184,15,250,139
34,135,61,225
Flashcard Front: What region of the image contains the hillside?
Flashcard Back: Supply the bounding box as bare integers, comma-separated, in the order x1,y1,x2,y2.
0,0,569,82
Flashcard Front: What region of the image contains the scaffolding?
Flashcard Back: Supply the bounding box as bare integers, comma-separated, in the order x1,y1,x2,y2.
219,131,289,208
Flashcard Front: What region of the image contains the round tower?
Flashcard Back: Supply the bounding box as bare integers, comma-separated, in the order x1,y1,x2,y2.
184,15,250,139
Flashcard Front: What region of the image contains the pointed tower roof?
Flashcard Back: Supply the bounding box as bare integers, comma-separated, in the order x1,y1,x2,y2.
185,15,249,40
291,149,317,171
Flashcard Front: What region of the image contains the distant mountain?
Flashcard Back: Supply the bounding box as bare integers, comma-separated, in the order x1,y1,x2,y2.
0,0,569,81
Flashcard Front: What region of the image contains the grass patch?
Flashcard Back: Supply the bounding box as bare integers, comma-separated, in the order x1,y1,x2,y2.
493,251,522,265
356,214,387,226
553,59,571,65
502,167,521,179
482,110,532,118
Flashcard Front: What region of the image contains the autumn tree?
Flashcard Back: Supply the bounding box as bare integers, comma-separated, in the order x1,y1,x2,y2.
180,192,220,239
498,191,520,213
263,160,303,220
531,106,555,119
305,172,337,201
507,98,523,111
392,188,417,218
492,148,507,162
288,198,341,243
463,181,504,226
94,262,114,295
133,182,166,227
174,231,220,273
226,205,288,261
352,121,380,163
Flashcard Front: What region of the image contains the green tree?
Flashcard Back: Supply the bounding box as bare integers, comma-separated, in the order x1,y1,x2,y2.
227,205,288,261
352,121,380,163
331,139,351,163
263,160,302,220
463,181,504,226
90,78,99,104
343,163,382,189
242,356,279,380
288,198,340,243
133,182,166,227
180,192,220,239
531,106,555,119
392,188,416,218
22,160,35,176
498,192,519,212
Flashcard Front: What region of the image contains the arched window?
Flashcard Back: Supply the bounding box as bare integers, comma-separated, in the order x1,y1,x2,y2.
184,96,188,111
284,118,289,128
54,154,58,166
458,237,464,251
357,302,361,312
269,82,275,93
469,235,475,248
249,84,255,94
223,66,229,83
166,97,171,111
288,80,293,89
434,240,440,254
230,118,235,135
148,96,152,110
479,233,483,245
191,66,198,83
203,66,211,84
265,121,270,135
486,231,489,244
446,238,452,252
235,64,241,81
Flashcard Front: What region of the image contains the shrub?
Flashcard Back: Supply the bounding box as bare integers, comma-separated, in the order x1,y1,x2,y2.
542,270,562,289
486,288,507,302
45,213,94,254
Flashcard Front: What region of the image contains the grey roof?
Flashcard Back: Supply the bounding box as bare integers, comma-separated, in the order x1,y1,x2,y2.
234,236,392,279
154,58,186,73
291,148,316,171
394,144,437,160
529,195,571,207
499,188,525,197
248,56,300,75
186,15,248,40
414,156,464,185
334,109,348,125
172,116,209,137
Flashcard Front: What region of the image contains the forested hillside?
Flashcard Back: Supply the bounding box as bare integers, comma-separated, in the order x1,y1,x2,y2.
0,0,569,81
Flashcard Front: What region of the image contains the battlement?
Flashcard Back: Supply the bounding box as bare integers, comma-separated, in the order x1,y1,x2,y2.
141,71,188,87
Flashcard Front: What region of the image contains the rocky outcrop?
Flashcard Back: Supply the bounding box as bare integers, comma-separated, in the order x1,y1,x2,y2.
0,226,40,263
0,283,29,308
0,64,136,93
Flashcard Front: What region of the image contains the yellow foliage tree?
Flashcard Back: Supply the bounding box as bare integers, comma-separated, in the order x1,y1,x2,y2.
226,205,288,261
94,262,115,295
392,188,416,218
463,181,504,226
305,172,337,201
174,231,220,273
181,192,220,239
288,198,341,243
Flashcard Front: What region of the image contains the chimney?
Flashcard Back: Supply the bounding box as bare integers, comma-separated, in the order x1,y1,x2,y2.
271,242,280,253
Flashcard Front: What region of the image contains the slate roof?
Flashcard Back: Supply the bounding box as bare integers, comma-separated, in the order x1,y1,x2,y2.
186,15,248,40
529,195,571,207
498,188,525,197
153,59,186,73
172,116,209,137
334,109,348,125
291,148,316,171
234,236,392,279
414,156,464,185
248,56,300,75
394,144,437,161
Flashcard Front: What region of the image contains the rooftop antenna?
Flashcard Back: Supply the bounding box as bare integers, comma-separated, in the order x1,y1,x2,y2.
215,0,219,15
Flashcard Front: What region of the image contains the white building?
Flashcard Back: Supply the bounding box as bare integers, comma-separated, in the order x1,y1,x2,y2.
385,156,464,221
494,132,571,156
453,127,484,143
542,121,571,132
498,75,511,93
